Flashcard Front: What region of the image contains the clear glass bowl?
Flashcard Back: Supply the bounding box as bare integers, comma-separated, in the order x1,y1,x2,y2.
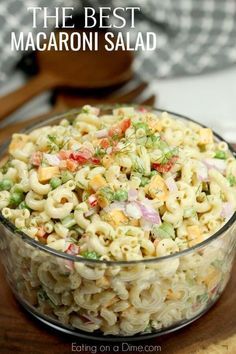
0,107,236,341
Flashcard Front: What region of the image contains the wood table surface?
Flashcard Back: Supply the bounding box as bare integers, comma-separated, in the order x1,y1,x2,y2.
0,124,236,354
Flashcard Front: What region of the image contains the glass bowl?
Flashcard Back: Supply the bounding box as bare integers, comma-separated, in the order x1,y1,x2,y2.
0,107,236,341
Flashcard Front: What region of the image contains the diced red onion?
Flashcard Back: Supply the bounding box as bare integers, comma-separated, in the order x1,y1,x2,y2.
104,202,126,213
165,176,178,192
138,202,161,224
140,218,153,231
128,188,138,201
43,153,61,166
125,202,142,219
80,314,101,325
105,198,161,225
197,163,209,181
65,260,74,271
221,202,234,218
203,158,226,173
88,194,97,207
64,243,79,271
95,129,108,138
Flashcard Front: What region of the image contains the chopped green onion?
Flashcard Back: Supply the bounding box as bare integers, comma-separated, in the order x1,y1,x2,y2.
214,150,227,159
153,222,175,240
0,178,13,191
158,139,169,151
82,251,100,260
227,174,236,187
149,170,158,177
133,122,149,131
72,226,84,235
140,176,149,187
48,135,57,144
143,321,152,333
157,147,179,165
61,171,73,183
62,215,76,228
113,189,128,201
132,157,145,174
98,186,114,201
0,160,12,174
50,177,62,189
37,288,56,308
146,135,159,148
94,147,106,158
183,208,196,218
37,288,48,302
19,201,31,211
197,293,208,303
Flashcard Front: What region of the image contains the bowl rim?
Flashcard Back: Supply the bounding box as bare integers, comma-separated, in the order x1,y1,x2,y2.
0,105,235,265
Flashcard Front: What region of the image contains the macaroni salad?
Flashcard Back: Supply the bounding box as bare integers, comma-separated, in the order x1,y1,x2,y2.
0,105,236,336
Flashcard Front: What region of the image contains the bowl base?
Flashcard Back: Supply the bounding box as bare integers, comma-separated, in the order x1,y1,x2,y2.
14,291,221,342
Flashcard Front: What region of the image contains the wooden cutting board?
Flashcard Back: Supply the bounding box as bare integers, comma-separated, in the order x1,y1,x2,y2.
0,127,236,353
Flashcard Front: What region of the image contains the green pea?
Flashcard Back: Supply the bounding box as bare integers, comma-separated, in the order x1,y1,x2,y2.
61,171,73,183
0,178,13,191
114,190,128,202
10,192,24,207
50,177,62,189
82,251,100,260
11,185,24,194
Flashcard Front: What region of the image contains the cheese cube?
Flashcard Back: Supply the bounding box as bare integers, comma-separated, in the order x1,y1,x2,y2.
38,166,60,182
89,174,107,191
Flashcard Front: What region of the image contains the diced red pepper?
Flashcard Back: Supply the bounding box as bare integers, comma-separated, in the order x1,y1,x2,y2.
66,243,80,255
30,151,43,166
108,125,122,138
90,157,100,165
36,226,46,238
66,159,78,172
59,150,71,160
108,118,131,138
100,138,110,149
153,156,178,173
120,118,131,133
70,148,92,164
